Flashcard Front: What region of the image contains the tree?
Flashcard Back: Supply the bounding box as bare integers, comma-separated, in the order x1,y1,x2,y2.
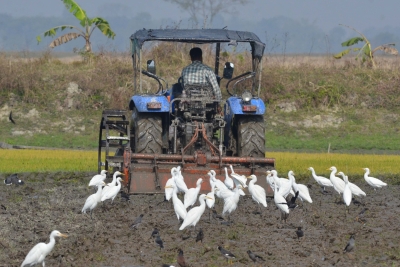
333,24,398,68
164,0,250,25
36,0,116,53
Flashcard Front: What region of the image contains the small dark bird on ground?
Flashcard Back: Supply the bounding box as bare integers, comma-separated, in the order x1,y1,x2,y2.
218,246,236,264
221,220,234,226
177,249,187,267
9,111,15,124
120,191,130,202
196,228,204,243
151,228,159,238
181,234,191,241
296,227,304,240
130,214,144,229
247,250,265,262
212,208,224,221
161,265,174,267
344,234,355,253
4,173,24,186
356,208,369,223
155,234,164,250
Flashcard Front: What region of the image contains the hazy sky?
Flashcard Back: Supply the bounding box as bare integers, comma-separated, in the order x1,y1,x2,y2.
1,0,398,32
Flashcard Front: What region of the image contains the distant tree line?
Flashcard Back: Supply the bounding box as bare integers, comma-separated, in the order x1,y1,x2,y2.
0,12,399,55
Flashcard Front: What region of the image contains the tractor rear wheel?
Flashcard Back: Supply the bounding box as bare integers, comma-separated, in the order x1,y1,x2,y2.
237,116,265,157
132,109,163,154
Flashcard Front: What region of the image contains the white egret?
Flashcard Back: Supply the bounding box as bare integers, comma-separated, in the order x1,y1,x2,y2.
206,186,216,221
266,171,275,192
273,183,289,222
184,178,203,209
101,177,123,203
101,171,123,199
88,170,107,187
328,166,345,195
363,168,387,190
222,183,243,221
308,167,333,192
179,194,212,230
289,171,312,203
342,173,352,210
21,230,68,267
224,167,234,190
273,170,294,198
337,172,366,197
208,170,229,200
165,184,187,221
229,165,248,188
174,166,188,194
82,181,107,219
247,174,267,213
165,167,177,201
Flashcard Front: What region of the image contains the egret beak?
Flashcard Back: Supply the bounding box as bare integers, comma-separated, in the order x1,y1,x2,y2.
59,233,68,238
205,196,214,200
246,176,252,179
165,185,173,188
326,168,331,171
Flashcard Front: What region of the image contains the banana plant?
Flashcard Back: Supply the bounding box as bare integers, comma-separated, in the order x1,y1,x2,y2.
334,24,398,68
36,0,116,53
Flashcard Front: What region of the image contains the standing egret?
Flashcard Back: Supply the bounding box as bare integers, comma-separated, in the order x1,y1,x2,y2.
208,170,229,200
206,186,216,221
328,166,345,195
342,173,352,212
247,174,267,213
273,183,289,222
184,178,203,209
101,177,124,204
308,167,333,193
290,171,312,204
165,184,187,221
88,170,108,187
174,166,188,194
165,167,177,201
101,171,123,199
229,165,248,188
221,183,243,222
21,230,68,267
337,172,366,197
266,171,275,192
363,168,387,190
82,181,107,219
179,194,213,231
271,170,295,197
224,167,234,190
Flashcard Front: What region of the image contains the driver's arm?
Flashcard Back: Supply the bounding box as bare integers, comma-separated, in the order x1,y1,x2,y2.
206,69,222,101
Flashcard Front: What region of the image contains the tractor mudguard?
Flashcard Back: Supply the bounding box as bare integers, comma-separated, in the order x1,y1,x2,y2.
130,95,169,112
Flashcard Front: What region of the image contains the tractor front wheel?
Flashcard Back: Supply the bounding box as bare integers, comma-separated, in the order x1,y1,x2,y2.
237,116,265,157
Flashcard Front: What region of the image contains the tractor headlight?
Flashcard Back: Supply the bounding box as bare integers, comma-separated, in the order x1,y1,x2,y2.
241,91,252,102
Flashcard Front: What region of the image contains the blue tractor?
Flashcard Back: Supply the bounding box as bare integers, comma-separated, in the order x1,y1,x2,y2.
98,29,275,193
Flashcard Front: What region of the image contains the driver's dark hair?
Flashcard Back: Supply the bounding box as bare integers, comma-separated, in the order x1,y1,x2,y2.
190,47,202,60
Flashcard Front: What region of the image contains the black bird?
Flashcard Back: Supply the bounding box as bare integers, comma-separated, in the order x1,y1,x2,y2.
9,111,15,124
130,214,144,229
287,191,299,209
196,228,204,243
212,208,224,221
296,227,304,240
151,228,159,238
155,234,164,250
220,220,234,226
218,246,236,264
120,191,130,202
247,250,265,262
161,265,174,267
4,173,24,186
177,249,187,267
344,234,355,253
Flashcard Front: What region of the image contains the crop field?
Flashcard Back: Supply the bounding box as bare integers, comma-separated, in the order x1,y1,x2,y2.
1,149,399,183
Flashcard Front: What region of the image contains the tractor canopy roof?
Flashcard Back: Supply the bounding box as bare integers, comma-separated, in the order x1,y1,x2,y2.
130,28,265,60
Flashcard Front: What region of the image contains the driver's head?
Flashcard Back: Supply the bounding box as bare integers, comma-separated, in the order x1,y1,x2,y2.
190,47,202,61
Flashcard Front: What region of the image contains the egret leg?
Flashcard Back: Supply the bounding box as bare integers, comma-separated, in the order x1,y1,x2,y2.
90,210,93,220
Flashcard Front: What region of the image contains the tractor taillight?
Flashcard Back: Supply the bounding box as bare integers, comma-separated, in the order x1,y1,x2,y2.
147,102,161,109
242,105,257,112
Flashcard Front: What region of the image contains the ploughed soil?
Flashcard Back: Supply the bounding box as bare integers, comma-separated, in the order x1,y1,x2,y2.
1,171,399,267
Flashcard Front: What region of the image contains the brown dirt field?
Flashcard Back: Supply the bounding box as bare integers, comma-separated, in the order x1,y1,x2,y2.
0,171,399,267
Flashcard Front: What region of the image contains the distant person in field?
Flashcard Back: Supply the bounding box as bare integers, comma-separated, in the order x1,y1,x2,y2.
181,47,221,100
